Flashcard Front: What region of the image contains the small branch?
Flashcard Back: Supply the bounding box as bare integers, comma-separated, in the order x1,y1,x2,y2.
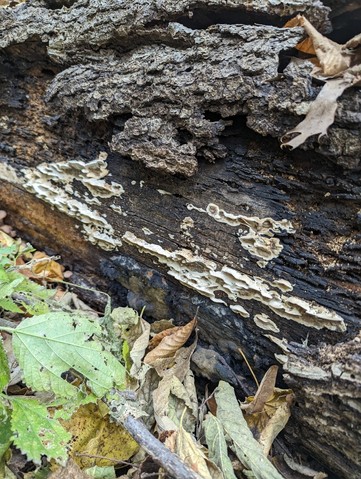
119,414,202,479
0,318,16,330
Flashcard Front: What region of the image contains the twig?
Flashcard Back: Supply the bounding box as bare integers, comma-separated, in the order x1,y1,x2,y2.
119,414,202,479
0,318,16,329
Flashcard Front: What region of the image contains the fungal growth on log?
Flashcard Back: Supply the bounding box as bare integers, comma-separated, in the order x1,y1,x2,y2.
0,0,360,478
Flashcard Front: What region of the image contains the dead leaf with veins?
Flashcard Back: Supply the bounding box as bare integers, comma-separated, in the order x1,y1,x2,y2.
282,15,361,150
241,366,294,455
165,425,223,479
144,317,196,365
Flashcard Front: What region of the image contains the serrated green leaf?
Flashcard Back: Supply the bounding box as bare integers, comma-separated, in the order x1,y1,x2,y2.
12,312,126,398
0,268,8,281
0,297,22,313
10,396,71,464
0,277,24,299
214,381,284,479
0,245,17,258
204,413,237,479
85,466,116,478
0,403,12,461
0,337,10,391
122,340,131,372
20,295,49,316
7,270,54,299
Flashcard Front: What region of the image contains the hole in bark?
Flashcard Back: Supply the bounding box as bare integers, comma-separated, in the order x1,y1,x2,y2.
325,1,361,43
176,128,192,145
277,47,298,73
177,7,288,29
43,0,77,9
110,113,133,134
204,110,223,122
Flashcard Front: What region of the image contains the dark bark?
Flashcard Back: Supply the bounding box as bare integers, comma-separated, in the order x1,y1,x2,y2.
0,1,360,478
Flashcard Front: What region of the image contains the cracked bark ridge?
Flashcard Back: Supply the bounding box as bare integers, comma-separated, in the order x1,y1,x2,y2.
3,0,357,177
45,23,304,176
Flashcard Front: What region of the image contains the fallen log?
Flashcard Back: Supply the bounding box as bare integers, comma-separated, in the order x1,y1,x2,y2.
0,1,360,477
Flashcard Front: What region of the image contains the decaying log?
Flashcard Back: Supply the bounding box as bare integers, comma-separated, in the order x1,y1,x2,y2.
0,1,360,478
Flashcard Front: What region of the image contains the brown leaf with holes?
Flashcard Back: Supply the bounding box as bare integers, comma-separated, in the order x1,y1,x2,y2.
144,318,196,365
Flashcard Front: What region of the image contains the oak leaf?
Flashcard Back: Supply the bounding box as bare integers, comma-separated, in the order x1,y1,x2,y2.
282,15,361,150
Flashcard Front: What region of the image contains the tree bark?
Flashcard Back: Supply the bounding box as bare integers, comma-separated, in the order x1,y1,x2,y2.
0,1,360,478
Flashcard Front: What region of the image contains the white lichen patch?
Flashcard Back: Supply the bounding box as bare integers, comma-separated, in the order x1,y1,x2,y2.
0,161,21,184
187,202,295,265
280,355,330,380
264,334,289,352
180,216,194,237
23,158,123,251
230,304,250,318
32,152,124,199
157,189,172,196
142,227,154,236
254,313,280,332
82,177,124,198
122,231,346,332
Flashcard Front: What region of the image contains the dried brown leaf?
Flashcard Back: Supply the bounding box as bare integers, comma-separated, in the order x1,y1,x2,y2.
144,318,196,364
241,365,278,414
147,325,181,352
345,33,361,51
152,343,198,433
244,388,294,455
281,76,355,149
285,15,350,77
165,427,223,479
49,459,92,479
295,37,316,56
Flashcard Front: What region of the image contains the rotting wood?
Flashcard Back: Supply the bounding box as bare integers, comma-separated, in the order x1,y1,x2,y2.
0,1,360,478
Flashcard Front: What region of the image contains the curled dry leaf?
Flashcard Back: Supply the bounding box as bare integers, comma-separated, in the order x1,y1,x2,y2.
31,252,64,282
165,426,223,479
281,75,358,150
241,365,278,414
144,317,196,364
241,366,294,455
147,324,181,352
284,15,350,77
282,15,361,150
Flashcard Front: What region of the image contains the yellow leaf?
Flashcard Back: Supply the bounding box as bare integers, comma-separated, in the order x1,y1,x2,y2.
61,402,139,468
0,231,15,248
144,318,196,364
31,252,64,282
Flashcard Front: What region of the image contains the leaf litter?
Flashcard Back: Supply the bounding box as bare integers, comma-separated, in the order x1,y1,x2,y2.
0,223,328,479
